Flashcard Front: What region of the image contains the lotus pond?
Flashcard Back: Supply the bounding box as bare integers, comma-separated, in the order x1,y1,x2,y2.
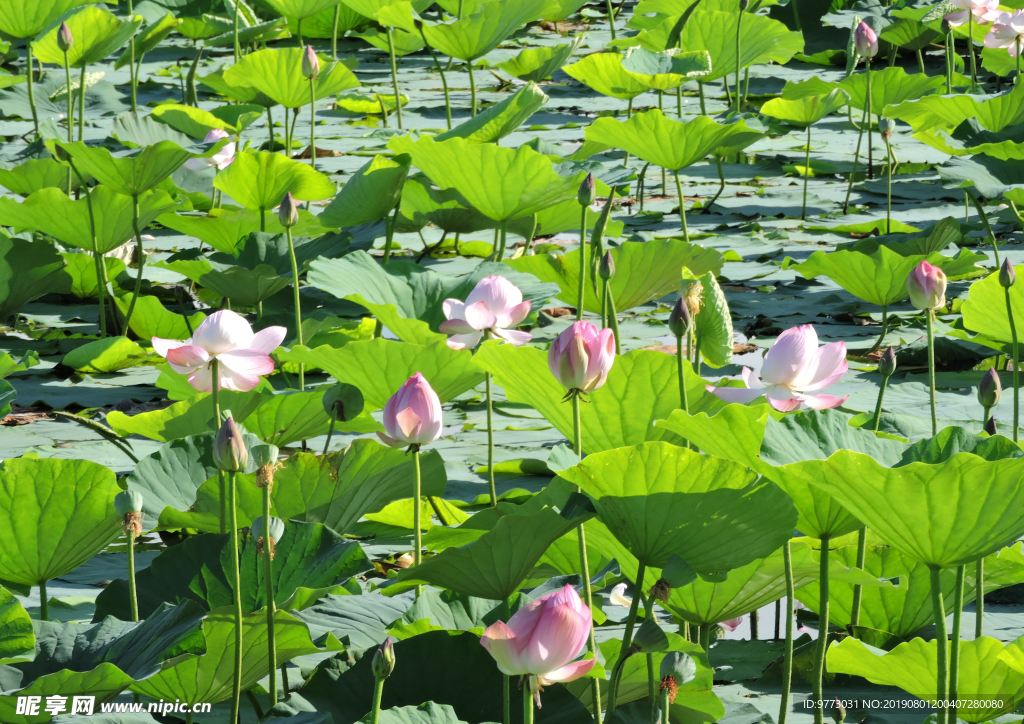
2,0,1024,723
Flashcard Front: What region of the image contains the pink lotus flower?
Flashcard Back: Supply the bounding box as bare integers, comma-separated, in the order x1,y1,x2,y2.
947,0,1001,27
548,320,615,393
439,275,532,350
720,616,744,632
854,21,878,58
907,260,947,311
707,325,848,412
185,129,236,171
481,584,595,703
378,372,443,448
152,310,286,392
985,10,1024,55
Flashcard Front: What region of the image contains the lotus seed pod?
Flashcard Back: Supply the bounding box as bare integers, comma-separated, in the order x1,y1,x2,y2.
115,490,144,537
578,173,596,207
252,443,279,470
372,636,396,679
1001,258,1017,288
57,22,74,53
599,251,615,281
214,414,248,473
879,117,895,140
279,192,299,228
978,368,1002,409
252,516,285,559
878,346,897,378
322,382,365,422
668,298,691,338
659,651,697,694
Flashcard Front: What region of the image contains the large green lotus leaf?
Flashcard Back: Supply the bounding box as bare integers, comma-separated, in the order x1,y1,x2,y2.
586,110,763,170
200,70,276,106
563,52,652,100
836,66,943,114
496,38,583,81
190,264,291,307
94,521,369,620
151,103,265,139
213,150,336,211
399,174,494,235
0,586,34,665
158,206,323,255
896,426,1023,465
319,154,411,229
282,2,368,35
691,270,733,369
0,458,121,587
280,339,484,408
787,451,1024,568
0,235,69,321
476,344,719,454
242,388,378,446
0,158,84,197
884,80,1024,133
356,26,425,56
435,82,548,144
62,336,152,374
0,0,91,38
131,607,338,704
34,6,143,68
505,238,723,314
111,294,207,341
760,90,847,128
962,265,1024,346
915,126,1024,162
111,109,195,148
107,389,274,442
306,251,557,344
114,13,179,71
264,0,343,19
621,47,712,90
881,6,942,51
223,48,360,108
0,663,134,723
0,187,178,254
826,636,1024,722
392,507,588,599
56,140,224,197
560,442,796,571
505,183,626,240
387,135,585,222
160,444,446,535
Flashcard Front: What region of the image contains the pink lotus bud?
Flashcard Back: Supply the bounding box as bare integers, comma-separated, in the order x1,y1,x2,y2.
907,260,947,311
302,45,320,79
377,372,443,448
480,584,595,689
854,21,878,58
547,320,615,393
279,192,299,228
57,22,74,53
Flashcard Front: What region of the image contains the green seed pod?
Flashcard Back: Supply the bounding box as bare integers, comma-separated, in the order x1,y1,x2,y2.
252,443,280,470
633,618,670,653
114,489,144,517
659,651,697,688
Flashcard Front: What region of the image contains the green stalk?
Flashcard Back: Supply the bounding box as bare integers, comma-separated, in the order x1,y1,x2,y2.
78,65,87,142
643,592,656,721
734,8,743,115
69,161,107,337
1005,287,1019,442
128,0,137,111
606,0,617,40
577,205,587,321
699,623,710,656
370,677,385,724
485,370,496,507
25,41,40,138
868,305,888,355
186,46,203,107
211,360,225,534
791,0,801,30
865,57,873,180
976,558,984,638
607,560,645,715
884,136,893,233
872,371,889,432
285,226,304,389
127,529,138,621
673,171,689,241
232,0,240,62
413,446,423,599
698,81,706,116
843,108,867,214
927,309,937,436
801,125,811,220
968,191,1000,265
523,680,535,724
228,471,244,724
309,79,317,170
121,195,145,333
607,287,620,354
661,688,670,724
930,567,950,724
263,480,278,707
374,206,400,338
946,35,953,94
63,52,73,152
420,32,452,130
968,13,977,82
387,28,403,129
467,60,477,117
703,157,727,213
331,6,340,60
496,219,507,260
850,527,867,626
502,598,511,724
39,580,47,621
950,565,964,724
778,539,795,724
811,536,830,724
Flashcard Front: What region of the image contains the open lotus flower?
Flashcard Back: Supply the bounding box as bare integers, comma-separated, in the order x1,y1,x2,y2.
378,373,443,448
946,0,1001,26
548,320,616,393
439,275,532,350
184,129,236,171
152,310,286,393
986,10,1024,54
707,325,848,412
481,584,595,704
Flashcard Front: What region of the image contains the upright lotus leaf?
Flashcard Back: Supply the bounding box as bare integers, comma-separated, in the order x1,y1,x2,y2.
786,451,1024,568
33,5,143,68
0,158,85,197
264,0,343,19
223,47,360,108
0,0,92,38
962,264,1024,347
114,13,179,71
356,26,425,55
0,187,178,254
107,389,274,442
0,458,121,587
760,90,847,128
496,37,584,81
319,154,411,229
62,336,151,374
689,271,733,368
158,206,323,255
836,66,944,114
916,118,1024,162
112,294,206,341
435,82,548,144
387,135,586,222
559,442,797,572
0,235,69,321
200,70,277,107
621,47,712,90
0,586,34,665
131,607,339,704
306,251,557,344
881,6,942,51
159,260,290,309
563,52,652,101
151,104,265,139
280,339,485,409
826,636,1024,722
0,664,134,722
506,238,723,314
341,0,434,17
213,150,336,215
585,110,762,170
884,80,1024,134
399,174,493,235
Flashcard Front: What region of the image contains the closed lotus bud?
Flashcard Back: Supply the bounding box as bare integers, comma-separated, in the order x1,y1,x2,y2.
659,651,697,704
1001,258,1017,288
854,21,878,58
252,515,285,559
578,173,596,207
57,22,74,53
832,699,846,724
372,636,396,679
878,346,897,378
632,618,670,653
739,0,749,9
279,192,299,228
323,382,364,422
985,415,998,435
879,117,895,140
115,489,144,537
214,414,248,473
302,45,319,79
907,260,947,311
979,368,1002,409
668,298,691,338
599,251,615,281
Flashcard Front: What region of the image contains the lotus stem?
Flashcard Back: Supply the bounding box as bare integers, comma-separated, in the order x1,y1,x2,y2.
420,32,452,130
676,332,689,418
917,48,925,73
127,528,138,621
267,105,275,152
967,191,1000,265
968,14,977,82
976,558,984,638
607,560,645,715
23,40,41,139
698,81,706,116
750,609,758,639
699,623,710,656
262,475,278,706
866,57,873,180
285,226,304,390
946,35,953,94
186,46,203,107
121,195,146,333
233,0,240,63
63,53,73,155
281,664,290,698
843,108,867,215
577,206,588,321
677,86,682,117
791,0,801,30
850,527,867,626
457,0,464,17
811,535,830,724
78,65,87,142
1005,287,1019,442
636,162,649,212
332,7,340,60
868,305,888,356
606,0,617,40
297,17,304,46
572,392,601,724
496,219,507,260
228,470,244,724
872,370,888,433
69,161,107,337
467,60,477,118
290,107,300,157
775,600,781,640
734,8,743,115
523,680,535,724
384,29,403,129
884,137,896,234
673,171,689,242
949,564,964,723
485,369,496,507
779,539,794,724
128,0,137,111
309,79,317,171
601,282,608,328
930,567,950,724
370,677,385,724
413,445,423,599
661,686,670,724
802,125,811,220
927,308,938,436
211,360,226,532
703,157,726,214
39,579,47,621
644,591,656,720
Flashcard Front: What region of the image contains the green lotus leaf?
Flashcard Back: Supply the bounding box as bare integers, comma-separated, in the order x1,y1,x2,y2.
897,426,1023,464
0,586,34,665
33,5,143,68
826,636,1024,722
560,441,797,571
506,237,722,313
114,13,179,71
0,458,121,588
881,6,942,51
151,103,265,139
0,187,178,254
240,388,379,446
107,389,274,441
0,75,26,91
183,263,291,308
0,158,84,197
496,37,584,81
223,47,360,108
341,0,434,18
436,82,548,144
962,265,1024,346
207,18,291,48
0,664,134,723
621,47,712,90
505,182,626,240
760,90,846,128
158,206,323,255
282,3,369,35
387,135,585,221
130,607,340,704
356,25,425,56
264,0,343,19
200,70,277,107
398,174,493,235
335,93,408,114
884,79,1024,133
541,0,589,21
690,270,733,368
61,336,151,374
837,66,943,115
916,126,1024,162
0,235,68,321
213,150,336,213
319,154,411,229
112,293,206,341
563,52,652,100
0,0,92,38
